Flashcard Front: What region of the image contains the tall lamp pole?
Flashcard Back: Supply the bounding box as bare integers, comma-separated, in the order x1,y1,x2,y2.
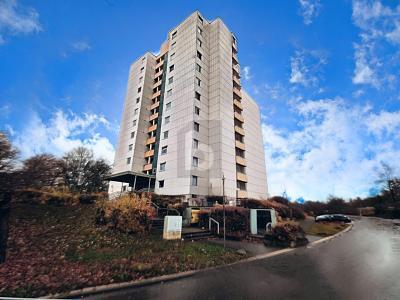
222,173,226,249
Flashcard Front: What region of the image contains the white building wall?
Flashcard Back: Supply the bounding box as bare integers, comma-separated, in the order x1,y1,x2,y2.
242,90,269,198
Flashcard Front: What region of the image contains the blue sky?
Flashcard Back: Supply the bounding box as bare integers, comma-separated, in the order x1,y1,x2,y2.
1,0,400,201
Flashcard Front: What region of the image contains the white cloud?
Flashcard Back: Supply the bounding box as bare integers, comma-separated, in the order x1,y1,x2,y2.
298,0,321,25
242,66,252,81
0,0,41,44
263,98,400,200
13,109,115,163
71,41,91,52
289,49,327,87
352,0,400,87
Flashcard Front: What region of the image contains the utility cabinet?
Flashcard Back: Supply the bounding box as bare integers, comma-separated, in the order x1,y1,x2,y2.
250,209,277,235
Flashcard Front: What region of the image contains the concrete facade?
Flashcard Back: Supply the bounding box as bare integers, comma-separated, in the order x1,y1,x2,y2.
109,11,268,202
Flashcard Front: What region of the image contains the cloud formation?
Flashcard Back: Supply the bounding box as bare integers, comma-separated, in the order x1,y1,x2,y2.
0,0,41,44
352,0,400,87
298,0,321,25
289,49,327,87
242,66,252,81
263,98,400,200
13,110,116,163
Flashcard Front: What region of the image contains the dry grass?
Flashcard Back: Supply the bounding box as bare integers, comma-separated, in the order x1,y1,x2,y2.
306,222,349,236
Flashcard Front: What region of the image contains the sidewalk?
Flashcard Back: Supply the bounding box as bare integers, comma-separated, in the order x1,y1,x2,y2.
206,238,282,256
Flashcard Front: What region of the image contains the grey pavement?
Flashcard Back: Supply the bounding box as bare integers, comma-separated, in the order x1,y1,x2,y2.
86,217,400,300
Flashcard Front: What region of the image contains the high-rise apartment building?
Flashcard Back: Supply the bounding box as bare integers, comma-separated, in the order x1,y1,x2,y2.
108,11,268,203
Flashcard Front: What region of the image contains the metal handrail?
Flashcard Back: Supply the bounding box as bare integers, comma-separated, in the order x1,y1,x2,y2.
209,217,220,234
266,222,273,233
151,201,180,216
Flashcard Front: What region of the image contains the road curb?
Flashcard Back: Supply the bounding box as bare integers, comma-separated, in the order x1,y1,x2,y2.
45,224,352,299
307,223,353,248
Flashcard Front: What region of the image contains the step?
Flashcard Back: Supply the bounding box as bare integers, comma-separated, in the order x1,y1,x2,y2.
182,231,213,241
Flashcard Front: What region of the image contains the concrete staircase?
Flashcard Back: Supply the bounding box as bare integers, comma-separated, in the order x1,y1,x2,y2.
181,230,213,241
151,218,165,232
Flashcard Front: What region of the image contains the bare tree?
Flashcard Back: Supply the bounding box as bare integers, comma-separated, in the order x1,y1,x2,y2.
21,154,64,189
62,147,110,193
376,162,398,203
0,132,18,263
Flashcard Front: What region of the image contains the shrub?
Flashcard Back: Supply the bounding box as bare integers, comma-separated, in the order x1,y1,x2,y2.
241,199,290,219
264,221,308,247
96,194,156,234
15,188,78,206
209,206,249,239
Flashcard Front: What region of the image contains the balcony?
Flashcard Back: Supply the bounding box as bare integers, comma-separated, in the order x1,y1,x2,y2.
233,87,242,99
148,124,157,132
234,111,244,123
144,149,154,158
237,190,247,199
232,41,237,52
233,99,243,110
146,136,156,145
154,69,163,79
155,59,164,69
233,76,241,87
143,163,152,171
232,52,239,65
236,155,247,166
153,80,162,89
233,63,240,75
152,90,161,100
150,101,160,110
235,140,245,151
236,172,248,182
149,112,159,121
234,125,245,136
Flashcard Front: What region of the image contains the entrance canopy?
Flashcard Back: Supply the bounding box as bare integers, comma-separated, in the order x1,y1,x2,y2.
105,171,156,191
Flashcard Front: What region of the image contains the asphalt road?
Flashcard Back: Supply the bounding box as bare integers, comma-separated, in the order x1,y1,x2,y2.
87,217,400,300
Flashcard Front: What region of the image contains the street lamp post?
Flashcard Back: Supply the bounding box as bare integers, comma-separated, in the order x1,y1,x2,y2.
222,174,226,249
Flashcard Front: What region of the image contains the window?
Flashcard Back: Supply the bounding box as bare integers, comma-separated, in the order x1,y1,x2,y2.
169,64,174,72
161,146,168,155
193,157,199,167
132,120,137,127
236,148,245,157
193,139,199,149
137,87,142,93
172,31,177,39
166,102,171,110
136,97,140,103
194,122,199,132
196,77,201,87
168,77,174,84
197,51,202,60
196,63,201,73
128,144,133,151
159,180,164,188
237,181,246,191
170,52,175,60
159,162,166,172
139,76,143,83
197,38,202,47
126,157,131,164
163,131,169,139
195,106,200,115
236,164,246,173
167,89,172,97
131,131,135,138
134,108,138,116
140,66,144,73
195,91,201,101
191,175,198,186
165,116,170,124
171,42,176,48
197,26,202,36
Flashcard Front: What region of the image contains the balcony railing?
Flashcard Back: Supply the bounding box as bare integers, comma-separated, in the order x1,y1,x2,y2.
233,87,242,99
150,101,160,110
234,99,243,110
144,149,154,158
236,172,248,182
143,163,152,171
236,155,247,166
235,140,245,151
234,125,245,136
234,111,244,123
152,90,161,100
149,112,159,121
148,124,157,132
146,136,156,145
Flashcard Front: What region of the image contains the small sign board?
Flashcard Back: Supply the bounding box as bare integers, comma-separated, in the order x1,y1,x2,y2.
163,216,182,240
